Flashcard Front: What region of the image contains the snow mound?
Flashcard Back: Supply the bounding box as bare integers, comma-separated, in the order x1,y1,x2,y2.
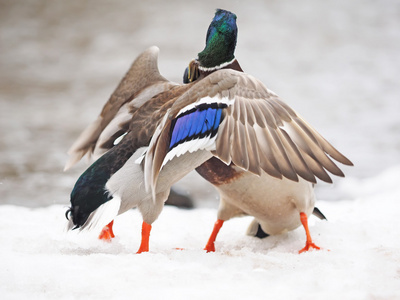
1,167,400,299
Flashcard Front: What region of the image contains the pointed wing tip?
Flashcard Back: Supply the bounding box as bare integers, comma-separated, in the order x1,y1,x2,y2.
307,175,318,184
64,150,87,171
331,152,353,167
322,176,333,184
343,158,354,167
283,172,299,183
148,45,160,54
63,156,79,171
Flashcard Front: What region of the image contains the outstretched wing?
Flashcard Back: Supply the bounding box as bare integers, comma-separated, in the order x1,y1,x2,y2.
144,69,353,194
65,46,178,170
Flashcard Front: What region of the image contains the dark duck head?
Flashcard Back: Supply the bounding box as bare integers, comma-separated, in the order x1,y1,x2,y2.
65,160,111,229
65,140,132,229
183,9,242,83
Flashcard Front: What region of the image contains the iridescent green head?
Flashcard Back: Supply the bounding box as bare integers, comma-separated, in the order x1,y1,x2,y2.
197,9,238,69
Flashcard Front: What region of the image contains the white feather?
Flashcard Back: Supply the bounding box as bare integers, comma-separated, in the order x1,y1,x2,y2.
186,138,200,153
79,195,121,233
175,137,193,158
161,134,217,168
134,147,148,165
113,132,128,146
176,96,235,116
197,57,236,72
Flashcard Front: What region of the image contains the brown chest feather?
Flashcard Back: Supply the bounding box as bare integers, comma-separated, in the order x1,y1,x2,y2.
195,157,243,186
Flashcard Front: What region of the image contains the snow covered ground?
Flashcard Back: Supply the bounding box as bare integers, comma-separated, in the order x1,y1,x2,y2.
1,166,400,299
1,0,400,299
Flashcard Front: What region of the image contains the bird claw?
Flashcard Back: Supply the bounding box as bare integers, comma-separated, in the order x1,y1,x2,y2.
136,246,149,254
204,219,224,253
299,242,321,254
204,243,216,253
98,230,113,241
98,221,115,241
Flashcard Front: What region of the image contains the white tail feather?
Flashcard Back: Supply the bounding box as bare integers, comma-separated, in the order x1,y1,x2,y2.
79,196,121,233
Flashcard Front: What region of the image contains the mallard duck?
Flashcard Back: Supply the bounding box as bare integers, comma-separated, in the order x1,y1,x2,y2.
65,9,352,254
65,9,240,253
144,67,352,253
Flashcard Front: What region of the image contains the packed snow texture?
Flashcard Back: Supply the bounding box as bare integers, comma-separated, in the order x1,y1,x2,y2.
1,167,400,299
1,0,400,299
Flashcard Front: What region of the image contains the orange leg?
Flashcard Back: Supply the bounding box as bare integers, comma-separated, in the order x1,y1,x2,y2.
137,222,152,254
299,212,320,253
98,220,115,241
204,219,224,253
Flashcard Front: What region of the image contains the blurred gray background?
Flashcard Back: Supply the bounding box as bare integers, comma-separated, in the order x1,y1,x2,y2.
1,0,399,207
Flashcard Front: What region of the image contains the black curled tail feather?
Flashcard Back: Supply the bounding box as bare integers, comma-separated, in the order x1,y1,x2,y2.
65,206,81,230
65,207,72,221
65,207,80,230
64,205,90,230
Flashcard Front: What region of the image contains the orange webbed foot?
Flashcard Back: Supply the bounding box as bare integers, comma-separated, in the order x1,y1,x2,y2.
298,212,321,254
204,243,216,253
299,242,321,254
204,219,224,253
98,220,115,242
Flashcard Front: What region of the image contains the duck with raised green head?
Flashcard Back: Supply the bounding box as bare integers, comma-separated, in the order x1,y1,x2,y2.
183,9,243,83
65,9,241,252
65,9,352,254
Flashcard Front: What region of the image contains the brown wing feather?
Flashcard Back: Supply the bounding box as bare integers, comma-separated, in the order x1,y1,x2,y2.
150,120,172,196
232,121,250,171
253,126,283,178
299,149,333,183
144,68,352,189
277,129,316,183
244,123,262,176
214,111,233,165
211,69,352,183
65,46,173,170
168,71,238,117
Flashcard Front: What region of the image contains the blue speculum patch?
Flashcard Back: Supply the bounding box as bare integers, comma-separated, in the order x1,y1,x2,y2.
169,103,226,150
